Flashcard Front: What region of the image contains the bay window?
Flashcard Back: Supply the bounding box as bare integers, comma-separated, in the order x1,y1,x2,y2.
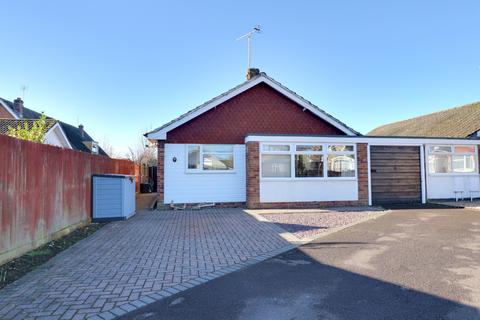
187,145,234,172
428,145,477,174
261,143,356,179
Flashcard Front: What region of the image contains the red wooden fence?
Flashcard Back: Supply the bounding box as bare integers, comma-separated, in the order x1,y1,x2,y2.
0,134,137,264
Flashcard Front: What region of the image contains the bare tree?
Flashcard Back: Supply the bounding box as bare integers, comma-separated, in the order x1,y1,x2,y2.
99,138,120,158
125,136,157,166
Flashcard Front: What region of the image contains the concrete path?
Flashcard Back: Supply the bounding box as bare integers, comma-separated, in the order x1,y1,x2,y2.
0,209,294,320
120,208,480,320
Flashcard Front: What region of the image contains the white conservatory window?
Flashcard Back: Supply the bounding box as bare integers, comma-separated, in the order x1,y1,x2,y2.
262,154,292,177
261,145,291,177
260,143,356,179
428,145,477,174
295,145,324,177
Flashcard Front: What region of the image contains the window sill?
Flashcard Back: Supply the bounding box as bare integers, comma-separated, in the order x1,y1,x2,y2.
260,177,358,182
185,170,236,174
428,173,479,176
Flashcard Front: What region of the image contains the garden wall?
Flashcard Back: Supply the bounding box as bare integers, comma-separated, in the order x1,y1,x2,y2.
0,135,137,264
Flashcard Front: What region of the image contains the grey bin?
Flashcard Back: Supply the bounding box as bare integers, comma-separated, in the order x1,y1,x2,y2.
92,174,136,222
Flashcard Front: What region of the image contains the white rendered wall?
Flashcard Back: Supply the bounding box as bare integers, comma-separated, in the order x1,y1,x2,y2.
427,175,480,199
260,179,358,203
164,144,246,204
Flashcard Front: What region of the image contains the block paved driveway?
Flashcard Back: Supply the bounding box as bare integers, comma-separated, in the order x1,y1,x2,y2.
0,209,293,320
121,208,480,320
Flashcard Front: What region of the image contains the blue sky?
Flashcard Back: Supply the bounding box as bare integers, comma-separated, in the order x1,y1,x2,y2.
1,1,479,154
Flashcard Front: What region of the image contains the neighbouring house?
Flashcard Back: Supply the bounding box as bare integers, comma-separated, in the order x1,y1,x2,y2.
368,101,480,138
0,97,107,155
146,69,480,207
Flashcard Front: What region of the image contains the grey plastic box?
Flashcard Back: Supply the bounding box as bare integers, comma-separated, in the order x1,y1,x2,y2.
92,174,136,221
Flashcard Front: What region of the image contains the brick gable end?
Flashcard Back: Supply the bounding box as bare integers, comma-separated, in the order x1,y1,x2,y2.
166,83,346,144
0,105,14,119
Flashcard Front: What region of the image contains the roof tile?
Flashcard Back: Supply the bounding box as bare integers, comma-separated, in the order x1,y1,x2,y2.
368,101,480,138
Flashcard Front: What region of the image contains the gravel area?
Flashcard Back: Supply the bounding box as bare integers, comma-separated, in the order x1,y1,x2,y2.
261,208,385,240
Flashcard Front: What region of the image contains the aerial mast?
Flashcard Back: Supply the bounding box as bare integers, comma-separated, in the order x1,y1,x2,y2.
236,25,261,70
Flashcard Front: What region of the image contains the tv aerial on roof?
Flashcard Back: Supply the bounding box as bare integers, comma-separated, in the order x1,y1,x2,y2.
236,25,262,70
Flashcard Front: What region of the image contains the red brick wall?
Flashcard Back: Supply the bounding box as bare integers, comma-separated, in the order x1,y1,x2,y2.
157,141,165,203
246,141,260,207
158,82,349,201
166,83,346,144
245,142,370,209
0,104,14,118
356,143,369,205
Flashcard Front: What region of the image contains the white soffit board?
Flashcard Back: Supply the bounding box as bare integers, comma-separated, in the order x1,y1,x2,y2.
245,135,480,145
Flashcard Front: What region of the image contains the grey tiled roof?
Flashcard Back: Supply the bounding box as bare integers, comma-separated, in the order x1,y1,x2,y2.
0,97,108,155
145,72,360,137
368,101,480,138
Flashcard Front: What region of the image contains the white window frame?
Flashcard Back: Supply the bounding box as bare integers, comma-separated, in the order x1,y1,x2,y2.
185,144,235,173
91,142,99,155
260,142,357,181
427,144,479,176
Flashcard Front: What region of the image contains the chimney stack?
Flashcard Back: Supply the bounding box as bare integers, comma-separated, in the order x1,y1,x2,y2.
79,124,84,138
246,68,260,80
13,97,24,118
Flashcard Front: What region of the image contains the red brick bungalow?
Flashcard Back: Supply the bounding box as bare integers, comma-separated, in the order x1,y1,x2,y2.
146,69,480,208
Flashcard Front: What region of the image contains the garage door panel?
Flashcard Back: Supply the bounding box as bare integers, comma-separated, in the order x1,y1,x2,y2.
371,180,421,186
370,146,419,153
368,153,420,160
372,185,421,193
370,146,421,204
371,172,421,180
371,159,421,166
372,193,421,200
374,166,420,173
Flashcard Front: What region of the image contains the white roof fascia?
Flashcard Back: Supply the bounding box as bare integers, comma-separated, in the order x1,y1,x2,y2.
245,135,480,146
146,77,265,140
146,75,357,140
47,122,73,149
54,122,73,149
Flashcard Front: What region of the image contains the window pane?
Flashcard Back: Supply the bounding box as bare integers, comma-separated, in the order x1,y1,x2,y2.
429,146,452,153
296,145,322,152
295,155,323,177
454,146,475,153
188,146,200,169
328,145,354,152
428,154,451,173
261,154,291,177
262,144,290,152
452,155,476,173
203,154,234,170
327,154,355,177
203,144,233,153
